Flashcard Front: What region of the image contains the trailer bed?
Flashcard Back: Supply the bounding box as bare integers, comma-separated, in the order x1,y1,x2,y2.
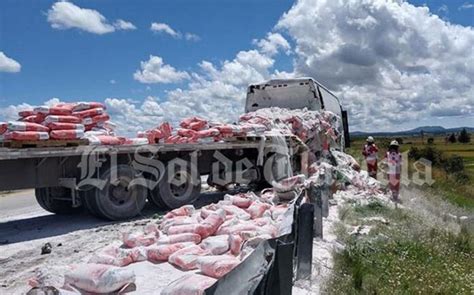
0,139,269,161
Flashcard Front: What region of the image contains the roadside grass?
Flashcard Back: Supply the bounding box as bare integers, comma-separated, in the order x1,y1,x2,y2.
348,135,474,211
326,201,474,294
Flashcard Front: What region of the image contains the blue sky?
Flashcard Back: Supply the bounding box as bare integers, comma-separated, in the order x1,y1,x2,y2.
0,0,295,105
0,0,473,133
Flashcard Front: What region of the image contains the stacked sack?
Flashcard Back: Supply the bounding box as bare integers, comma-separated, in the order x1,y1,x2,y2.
137,122,173,144
3,121,50,141
37,104,85,140
4,101,124,145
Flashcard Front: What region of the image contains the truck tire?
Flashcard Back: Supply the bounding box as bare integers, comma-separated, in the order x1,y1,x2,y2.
35,187,82,214
88,164,147,220
81,189,102,218
150,164,201,209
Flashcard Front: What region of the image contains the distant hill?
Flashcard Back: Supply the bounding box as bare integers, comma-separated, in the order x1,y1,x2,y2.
351,126,474,137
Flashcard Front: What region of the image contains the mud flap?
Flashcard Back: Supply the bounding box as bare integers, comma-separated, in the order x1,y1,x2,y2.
295,203,314,280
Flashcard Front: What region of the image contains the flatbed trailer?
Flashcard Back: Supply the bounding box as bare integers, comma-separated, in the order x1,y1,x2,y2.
0,136,306,220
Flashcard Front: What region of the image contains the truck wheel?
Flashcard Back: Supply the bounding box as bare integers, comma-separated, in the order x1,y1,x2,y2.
151,165,201,209
81,189,102,218
90,165,147,220
35,187,82,214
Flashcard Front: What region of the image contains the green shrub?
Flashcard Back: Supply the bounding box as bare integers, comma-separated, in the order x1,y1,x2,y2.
443,155,465,174
408,147,420,159
453,172,470,185
458,128,471,143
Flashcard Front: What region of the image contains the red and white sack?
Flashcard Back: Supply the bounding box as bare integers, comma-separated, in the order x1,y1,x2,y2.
122,231,158,248
82,113,110,125
199,235,230,255
157,233,202,245
180,117,207,130
146,242,193,262
196,128,220,138
229,234,244,255
47,122,84,130
168,245,211,270
55,102,77,109
72,102,106,112
64,263,135,294
246,201,271,219
8,121,49,132
34,106,72,116
198,209,226,238
85,135,124,145
49,106,73,116
161,274,216,295
167,224,204,236
196,255,240,279
224,194,253,209
33,106,51,115
50,129,84,140
44,115,82,124
0,122,7,135
73,107,104,119
22,114,45,124
164,205,195,219
159,122,172,138
18,110,35,118
5,131,49,141
88,245,147,267
221,204,251,220
178,128,198,138
160,216,199,233
216,223,257,236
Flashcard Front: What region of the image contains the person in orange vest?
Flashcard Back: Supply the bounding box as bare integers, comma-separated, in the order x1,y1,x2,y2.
385,140,402,202
362,136,379,179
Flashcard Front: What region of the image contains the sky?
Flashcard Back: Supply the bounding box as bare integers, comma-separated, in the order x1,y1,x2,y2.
0,0,473,134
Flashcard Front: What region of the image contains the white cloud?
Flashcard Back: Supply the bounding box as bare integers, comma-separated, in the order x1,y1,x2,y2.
276,0,474,131
114,19,136,30
185,33,201,42
438,4,449,14
133,55,190,84
150,22,200,41
0,52,21,73
47,1,135,34
253,33,291,55
459,2,474,10
150,22,180,38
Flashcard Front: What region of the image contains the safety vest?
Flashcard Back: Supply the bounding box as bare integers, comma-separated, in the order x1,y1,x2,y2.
386,151,402,174
363,144,378,161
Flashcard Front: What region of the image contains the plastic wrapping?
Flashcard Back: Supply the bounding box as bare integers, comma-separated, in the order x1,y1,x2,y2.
63,264,135,293
161,274,216,295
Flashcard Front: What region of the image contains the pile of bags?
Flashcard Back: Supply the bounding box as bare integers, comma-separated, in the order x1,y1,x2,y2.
136,107,341,147
1,101,119,143
46,192,290,294
240,107,342,155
